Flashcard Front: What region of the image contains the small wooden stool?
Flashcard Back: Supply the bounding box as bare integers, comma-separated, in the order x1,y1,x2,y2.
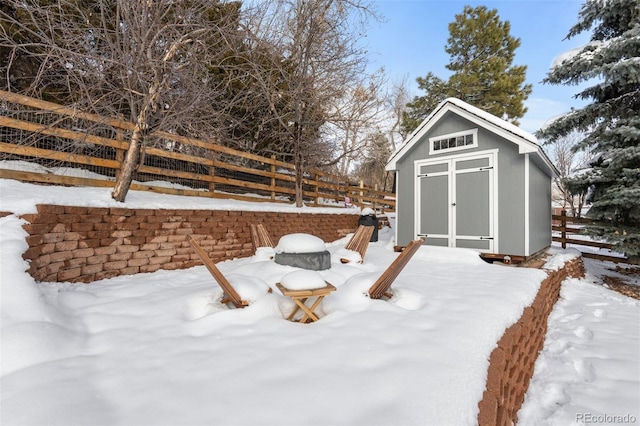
276,282,337,323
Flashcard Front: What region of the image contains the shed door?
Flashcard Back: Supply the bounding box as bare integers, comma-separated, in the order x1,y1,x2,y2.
416,152,496,252
417,162,450,247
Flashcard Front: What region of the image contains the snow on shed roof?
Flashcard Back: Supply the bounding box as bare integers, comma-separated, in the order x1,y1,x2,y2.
386,98,557,176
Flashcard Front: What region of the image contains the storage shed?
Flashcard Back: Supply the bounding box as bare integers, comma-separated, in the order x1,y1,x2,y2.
386,98,558,261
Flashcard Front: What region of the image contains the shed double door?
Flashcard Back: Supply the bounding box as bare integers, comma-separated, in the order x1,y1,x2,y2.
415,151,496,252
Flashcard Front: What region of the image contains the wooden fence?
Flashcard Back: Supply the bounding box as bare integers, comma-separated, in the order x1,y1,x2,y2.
0,90,395,211
552,210,634,264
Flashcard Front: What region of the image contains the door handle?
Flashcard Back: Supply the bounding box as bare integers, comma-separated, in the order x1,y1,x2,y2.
451,203,456,206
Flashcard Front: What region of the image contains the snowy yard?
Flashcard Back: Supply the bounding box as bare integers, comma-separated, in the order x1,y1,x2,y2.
1,180,638,426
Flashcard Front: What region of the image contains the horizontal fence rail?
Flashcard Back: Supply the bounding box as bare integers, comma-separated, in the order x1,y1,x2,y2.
552,211,633,264
0,90,395,212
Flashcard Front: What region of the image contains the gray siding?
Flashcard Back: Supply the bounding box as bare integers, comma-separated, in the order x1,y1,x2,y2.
529,159,552,254
493,131,526,255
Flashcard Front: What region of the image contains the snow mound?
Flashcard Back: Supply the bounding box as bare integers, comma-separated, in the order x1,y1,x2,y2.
226,273,271,302
279,270,327,290
275,233,326,253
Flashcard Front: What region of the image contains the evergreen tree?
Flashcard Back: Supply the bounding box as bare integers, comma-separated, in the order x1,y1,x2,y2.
402,5,532,133
538,0,640,258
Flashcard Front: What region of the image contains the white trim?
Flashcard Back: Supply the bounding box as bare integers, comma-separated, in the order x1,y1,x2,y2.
394,171,400,243
428,128,478,155
524,153,530,256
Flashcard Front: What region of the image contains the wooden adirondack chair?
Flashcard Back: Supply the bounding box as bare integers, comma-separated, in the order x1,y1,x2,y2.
340,225,375,263
188,236,270,308
250,223,275,253
367,237,425,300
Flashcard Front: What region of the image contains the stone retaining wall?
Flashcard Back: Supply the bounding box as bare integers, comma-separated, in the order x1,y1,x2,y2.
477,256,586,425
20,205,359,283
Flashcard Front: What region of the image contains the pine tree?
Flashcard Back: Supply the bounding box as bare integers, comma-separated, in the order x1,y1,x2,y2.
538,0,640,258
402,5,532,134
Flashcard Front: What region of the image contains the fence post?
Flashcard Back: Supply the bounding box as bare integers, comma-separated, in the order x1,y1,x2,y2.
313,173,320,206
561,210,567,249
114,117,124,183
270,155,276,201
208,149,216,193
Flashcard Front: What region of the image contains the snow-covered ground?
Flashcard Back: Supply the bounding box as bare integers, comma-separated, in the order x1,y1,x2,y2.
1,179,638,426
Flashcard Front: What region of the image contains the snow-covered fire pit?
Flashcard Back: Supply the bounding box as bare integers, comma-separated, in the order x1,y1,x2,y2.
274,233,331,271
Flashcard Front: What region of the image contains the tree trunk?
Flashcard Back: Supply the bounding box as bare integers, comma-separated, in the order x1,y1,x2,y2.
111,126,144,202
294,145,304,207
112,83,162,202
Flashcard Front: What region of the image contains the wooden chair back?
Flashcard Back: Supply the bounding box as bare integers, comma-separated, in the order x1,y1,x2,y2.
342,225,375,263
188,236,247,308
368,237,425,300
250,223,275,252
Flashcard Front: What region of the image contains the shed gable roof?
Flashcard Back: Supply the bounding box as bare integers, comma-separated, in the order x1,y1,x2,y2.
386,98,557,176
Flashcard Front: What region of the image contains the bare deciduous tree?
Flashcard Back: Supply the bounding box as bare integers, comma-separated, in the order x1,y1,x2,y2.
546,131,595,217
328,68,387,177
385,75,412,151
241,0,379,206
1,0,243,201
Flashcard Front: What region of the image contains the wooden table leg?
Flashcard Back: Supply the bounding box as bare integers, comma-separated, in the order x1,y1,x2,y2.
286,297,307,321
297,296,323,323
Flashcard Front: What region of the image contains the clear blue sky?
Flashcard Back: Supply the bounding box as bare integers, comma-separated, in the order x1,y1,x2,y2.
364,0,591,133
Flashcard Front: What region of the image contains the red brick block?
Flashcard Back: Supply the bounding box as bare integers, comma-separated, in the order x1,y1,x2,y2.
153,209,177,216
87,254,108,265
119,266,140,276
70,222,95,232
147,236,168,243
161,222,182,230
116,245,139,254
112,230,133,238
86,207,110,216
109,252,133,261
148,256,171,265
115,222,139,231
109,208,135,216
72,248,95,258
140,264,161,273
22,223,51,235
25,234,43,247
128,258,149,267
123,236,146,245
94,270,120,280
139,222,162,230
78,239,102,249
103,260,127,270
81,263,103,275
46,261,66,275
22,246,42,261
50,250,74,262
58,267,82,282
94,246,117,256
62,233,82,243
37,204,66,214
80,214,105,223
42,232,64,244
94,222,117,231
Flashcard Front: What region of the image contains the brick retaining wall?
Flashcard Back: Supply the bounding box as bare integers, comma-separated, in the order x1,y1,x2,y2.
477,256,586,425
20,205,359,283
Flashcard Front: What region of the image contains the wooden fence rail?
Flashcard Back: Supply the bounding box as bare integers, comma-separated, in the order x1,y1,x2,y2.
0,90,395,211
552,211,633,264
